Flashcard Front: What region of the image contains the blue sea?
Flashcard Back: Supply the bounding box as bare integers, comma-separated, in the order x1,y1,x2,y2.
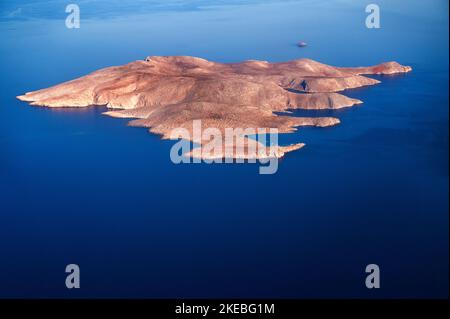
0,0,448,298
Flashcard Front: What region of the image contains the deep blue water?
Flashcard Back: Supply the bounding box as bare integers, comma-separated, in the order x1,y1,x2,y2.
0,0,448,298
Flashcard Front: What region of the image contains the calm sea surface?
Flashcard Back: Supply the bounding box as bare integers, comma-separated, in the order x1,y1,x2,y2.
0,0,448,298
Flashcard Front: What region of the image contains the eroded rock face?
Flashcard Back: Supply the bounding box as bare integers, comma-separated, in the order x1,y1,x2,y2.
17,56,411,159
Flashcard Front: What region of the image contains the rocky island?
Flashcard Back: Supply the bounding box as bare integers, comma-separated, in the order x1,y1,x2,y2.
17,56,411,160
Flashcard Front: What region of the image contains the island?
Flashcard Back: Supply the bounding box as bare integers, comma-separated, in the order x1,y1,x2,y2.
17,56,411,160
